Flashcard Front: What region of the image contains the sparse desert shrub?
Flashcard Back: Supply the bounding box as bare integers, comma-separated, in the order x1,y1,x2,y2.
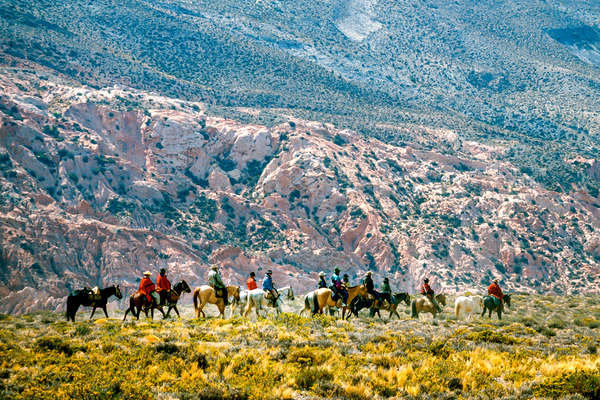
533,370,600,399
294,366,333,389
466,329,520,345
74,324,91,336
35,336,73,355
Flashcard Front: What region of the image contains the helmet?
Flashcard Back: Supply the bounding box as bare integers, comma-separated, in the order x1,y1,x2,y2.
266,270,273,275
384,277,389,282
424,278,429,283
143,271,151,276
160,268,166,274
334,267,340,274
319,271,325,277
249,271,255,277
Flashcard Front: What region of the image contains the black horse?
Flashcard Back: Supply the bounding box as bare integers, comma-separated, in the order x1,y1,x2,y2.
349,292,411,319
164,280,191,318
66,285,123,322
481,294,512,319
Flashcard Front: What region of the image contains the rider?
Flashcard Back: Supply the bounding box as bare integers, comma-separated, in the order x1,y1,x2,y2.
246,271,258,290
318,271,327,289
331,267,348,306
363,271,380,307
156,268,171,306
262,270,278,307
487,278,504,309
342,274,350,286
139,271,158,306
208,265,228,306
381,277,392,306
421,277,441,312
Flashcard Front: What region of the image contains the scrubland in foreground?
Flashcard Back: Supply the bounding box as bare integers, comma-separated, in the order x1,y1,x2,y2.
0,293,599,400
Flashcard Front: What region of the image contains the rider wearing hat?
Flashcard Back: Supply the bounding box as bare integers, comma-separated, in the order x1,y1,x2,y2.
262,270,278,307
246,271,258,290
208,265,228,306
139,271,158,306
363,271,381,306
342,274,350,286
318,271,327,289
331,267,348,306
156,268,171,306
421,277,441,312
487,278,504,309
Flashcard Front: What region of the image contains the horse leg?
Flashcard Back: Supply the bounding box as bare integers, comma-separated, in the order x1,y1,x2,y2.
102,305,109,318
90,306,97,320
158,307,166,319
123,308,129,321
174,306,180,318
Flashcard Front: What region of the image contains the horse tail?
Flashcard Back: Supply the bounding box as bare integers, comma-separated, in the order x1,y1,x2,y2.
193,289,199,311
66,295,74,321
411,299,418,318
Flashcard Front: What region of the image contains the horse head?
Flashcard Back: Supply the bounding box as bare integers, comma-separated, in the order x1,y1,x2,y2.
504,294,511,308
180,280,191,294
114,285,123,299
436,293,447,306
396,292,411,306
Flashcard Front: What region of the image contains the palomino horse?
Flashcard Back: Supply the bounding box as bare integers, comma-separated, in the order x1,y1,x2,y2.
350,292,411,320
123,289,166,321
481,294,511,319
240,286,295,318
163,280,192,318
454,295,484,320
410,294,447,319
66,285,123,321
300,288,341,316
193,285,240,318
342,285,369,319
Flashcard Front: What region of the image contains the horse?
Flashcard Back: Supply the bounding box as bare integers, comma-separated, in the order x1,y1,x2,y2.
410,293,447,319
342,285,369,319
349,292,411,320
481,294,511,319
193,285,240,318
240,286,295,318
454,295,483,320
123,289,166,321
300,288,341,316
66,285,123,321
163,280,192,318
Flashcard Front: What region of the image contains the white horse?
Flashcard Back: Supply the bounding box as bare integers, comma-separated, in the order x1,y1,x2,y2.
242,286,294,318
455,295,483,320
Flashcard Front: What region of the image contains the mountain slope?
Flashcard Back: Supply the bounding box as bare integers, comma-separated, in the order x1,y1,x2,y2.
1,68,599,313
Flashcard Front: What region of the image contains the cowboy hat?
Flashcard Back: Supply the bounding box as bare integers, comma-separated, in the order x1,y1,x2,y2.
319,271,325,276
211,265,218,270
266,270,273,275
143,271,151,276
366,271,372,275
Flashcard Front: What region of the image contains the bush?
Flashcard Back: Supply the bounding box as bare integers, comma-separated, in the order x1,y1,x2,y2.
35,336,73,355
332,134,346,146
294,367,333,389
533,370,600,399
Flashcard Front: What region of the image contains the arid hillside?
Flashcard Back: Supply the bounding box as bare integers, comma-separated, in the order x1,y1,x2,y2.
1,66,599,313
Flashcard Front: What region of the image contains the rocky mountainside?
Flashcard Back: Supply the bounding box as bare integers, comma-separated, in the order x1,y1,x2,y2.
1,67,599,313
2,0,600,194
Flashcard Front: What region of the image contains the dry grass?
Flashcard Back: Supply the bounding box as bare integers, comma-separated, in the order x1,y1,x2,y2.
0,294,599,399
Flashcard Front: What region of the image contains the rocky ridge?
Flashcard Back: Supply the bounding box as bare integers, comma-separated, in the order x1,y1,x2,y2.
1,67,599,313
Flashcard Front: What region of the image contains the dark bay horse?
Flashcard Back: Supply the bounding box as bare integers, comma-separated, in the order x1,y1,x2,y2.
482,294,512,319
123,288,166,321
349,292,411,320
66,285,123,321
164,280,191,318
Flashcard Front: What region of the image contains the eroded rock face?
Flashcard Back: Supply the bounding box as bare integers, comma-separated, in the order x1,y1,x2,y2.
0,70,599,313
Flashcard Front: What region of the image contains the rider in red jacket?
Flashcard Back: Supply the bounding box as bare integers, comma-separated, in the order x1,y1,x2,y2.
246,272,258,290
488,279,504,307
156,268,171,306
139,271,156,305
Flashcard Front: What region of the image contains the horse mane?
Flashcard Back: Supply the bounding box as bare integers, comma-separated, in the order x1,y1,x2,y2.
347,284,364,289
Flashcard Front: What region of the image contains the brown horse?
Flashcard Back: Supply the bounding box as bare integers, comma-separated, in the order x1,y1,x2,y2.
410,293,447,319
300,288,341,316
193,285,240,318
123,290,165,321
342,285,369,319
